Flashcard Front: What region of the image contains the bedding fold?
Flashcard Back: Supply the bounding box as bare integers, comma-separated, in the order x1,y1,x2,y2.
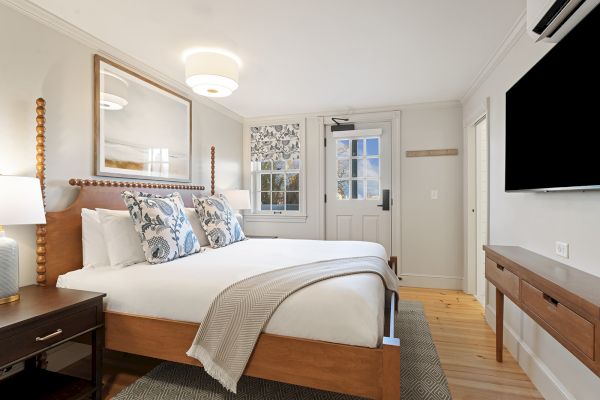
186,255,399,393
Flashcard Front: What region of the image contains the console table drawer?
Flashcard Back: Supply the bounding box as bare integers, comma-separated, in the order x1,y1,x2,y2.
522,281,595,359
485,258,520,301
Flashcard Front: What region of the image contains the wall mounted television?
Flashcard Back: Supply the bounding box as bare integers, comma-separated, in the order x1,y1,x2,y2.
505,4,600,192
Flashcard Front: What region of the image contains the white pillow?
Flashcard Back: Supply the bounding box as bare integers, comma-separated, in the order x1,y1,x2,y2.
81,209,110,269
185,208,210,247
96,208,145,267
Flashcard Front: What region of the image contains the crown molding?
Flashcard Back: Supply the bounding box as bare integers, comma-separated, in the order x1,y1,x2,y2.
0,0,243,123
461,10,527,104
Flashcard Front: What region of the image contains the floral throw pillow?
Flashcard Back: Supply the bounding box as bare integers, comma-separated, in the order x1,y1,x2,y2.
193,194,246,248
121,191,201,264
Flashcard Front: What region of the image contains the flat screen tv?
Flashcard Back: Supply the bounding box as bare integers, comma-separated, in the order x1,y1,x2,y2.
505,4,600,192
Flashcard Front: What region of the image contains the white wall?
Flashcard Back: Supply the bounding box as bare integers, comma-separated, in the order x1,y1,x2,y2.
0,3,243,286
463,30,600,400
242,103,464,289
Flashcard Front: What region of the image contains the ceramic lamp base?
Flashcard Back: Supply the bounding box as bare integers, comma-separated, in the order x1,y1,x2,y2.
0,231,20,304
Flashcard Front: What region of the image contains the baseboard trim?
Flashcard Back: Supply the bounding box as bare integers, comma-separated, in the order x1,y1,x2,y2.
399,273,463,290
485,304,575,400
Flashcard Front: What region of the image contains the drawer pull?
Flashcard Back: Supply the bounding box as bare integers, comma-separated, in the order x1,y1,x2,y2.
496,264,505,271
542,294,559,307
35,329,63,342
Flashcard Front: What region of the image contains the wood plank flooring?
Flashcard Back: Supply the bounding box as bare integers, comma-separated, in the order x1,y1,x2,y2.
63,287,543,399
400,287,542,400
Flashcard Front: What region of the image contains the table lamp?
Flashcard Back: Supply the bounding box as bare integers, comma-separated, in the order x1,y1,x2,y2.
0,176,46,304
222,189,251,228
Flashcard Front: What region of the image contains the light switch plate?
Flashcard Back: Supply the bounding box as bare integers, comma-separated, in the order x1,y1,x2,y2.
431,190,438,200
555,241,569,258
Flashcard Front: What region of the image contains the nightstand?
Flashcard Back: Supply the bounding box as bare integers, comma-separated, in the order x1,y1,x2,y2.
0,285,105,400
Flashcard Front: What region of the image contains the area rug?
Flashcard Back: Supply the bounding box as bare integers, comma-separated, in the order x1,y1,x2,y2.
114,300,452,400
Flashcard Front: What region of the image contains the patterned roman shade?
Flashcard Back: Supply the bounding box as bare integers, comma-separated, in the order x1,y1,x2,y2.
250,124,300,162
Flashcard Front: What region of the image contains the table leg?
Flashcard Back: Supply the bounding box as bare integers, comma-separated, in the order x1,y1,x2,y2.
92,327,104,400
496,288,504,362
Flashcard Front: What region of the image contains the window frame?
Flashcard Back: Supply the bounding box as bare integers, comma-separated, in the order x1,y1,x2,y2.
248,119,306,218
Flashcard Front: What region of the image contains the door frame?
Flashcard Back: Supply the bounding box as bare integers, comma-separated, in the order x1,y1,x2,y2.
464,100,490,298
320,111,402,274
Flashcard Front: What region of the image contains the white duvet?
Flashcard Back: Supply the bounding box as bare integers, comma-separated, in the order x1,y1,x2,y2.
57,239,389,348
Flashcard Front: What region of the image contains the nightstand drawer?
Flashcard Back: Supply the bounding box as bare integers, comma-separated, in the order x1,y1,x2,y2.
0,304,99,367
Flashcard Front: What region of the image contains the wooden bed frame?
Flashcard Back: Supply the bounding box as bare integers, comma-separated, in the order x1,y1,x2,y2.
33,98,401,399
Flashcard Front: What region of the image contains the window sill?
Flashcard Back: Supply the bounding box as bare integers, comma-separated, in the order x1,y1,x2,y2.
244,214,307,223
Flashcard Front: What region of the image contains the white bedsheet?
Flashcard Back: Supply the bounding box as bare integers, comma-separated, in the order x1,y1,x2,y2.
57,239,389,348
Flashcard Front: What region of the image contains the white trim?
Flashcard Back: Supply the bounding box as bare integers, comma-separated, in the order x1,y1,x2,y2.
244,215,307,223
461,11,527,103
0,0,243,123
316,117,326,240
399,273,463,290
331,128,382,138
485,305,575,400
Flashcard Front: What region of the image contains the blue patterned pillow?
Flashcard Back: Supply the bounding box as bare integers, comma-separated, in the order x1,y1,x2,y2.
193,194,246,248
122,191,201,264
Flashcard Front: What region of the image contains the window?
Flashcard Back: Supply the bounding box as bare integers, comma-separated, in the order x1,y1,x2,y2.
250,122,304,216
335,137,380,200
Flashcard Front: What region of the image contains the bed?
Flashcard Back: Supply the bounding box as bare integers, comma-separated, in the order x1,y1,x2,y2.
33,98,401,399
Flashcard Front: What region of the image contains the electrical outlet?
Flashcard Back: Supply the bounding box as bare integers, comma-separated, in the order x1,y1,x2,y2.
430,190,438,200
555,241,569,258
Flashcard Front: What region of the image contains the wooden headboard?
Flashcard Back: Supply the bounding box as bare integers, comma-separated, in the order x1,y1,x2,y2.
34,98,215,286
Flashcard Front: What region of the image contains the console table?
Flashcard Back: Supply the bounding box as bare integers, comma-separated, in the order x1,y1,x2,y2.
484,245,600,377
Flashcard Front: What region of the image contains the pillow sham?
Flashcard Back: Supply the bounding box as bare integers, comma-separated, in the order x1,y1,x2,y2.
122,191,201,264
81,208,110,269
96,208,146,267
193,194,246,248
185,207,210,247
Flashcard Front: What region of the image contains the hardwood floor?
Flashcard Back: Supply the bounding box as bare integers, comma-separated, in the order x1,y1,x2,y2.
400,287,543,400
63,287,543,399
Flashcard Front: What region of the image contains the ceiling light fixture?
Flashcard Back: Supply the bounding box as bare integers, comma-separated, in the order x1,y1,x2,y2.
183,49,240,98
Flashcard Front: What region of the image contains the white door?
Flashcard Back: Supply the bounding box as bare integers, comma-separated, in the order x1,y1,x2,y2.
475,116,489,302
325,121,392,254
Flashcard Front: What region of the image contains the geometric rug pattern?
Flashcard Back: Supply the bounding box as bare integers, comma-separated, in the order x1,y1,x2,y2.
114,300,452,399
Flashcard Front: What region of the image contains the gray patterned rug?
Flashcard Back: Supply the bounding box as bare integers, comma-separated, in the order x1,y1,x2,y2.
114,301,451,400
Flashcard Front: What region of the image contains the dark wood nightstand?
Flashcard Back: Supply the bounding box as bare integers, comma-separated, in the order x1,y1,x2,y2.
0,285,105,400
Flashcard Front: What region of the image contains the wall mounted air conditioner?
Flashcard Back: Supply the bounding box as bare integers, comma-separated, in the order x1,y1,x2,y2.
527,0,600,42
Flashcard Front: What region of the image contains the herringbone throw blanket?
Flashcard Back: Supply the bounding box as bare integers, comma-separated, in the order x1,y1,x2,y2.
187,256,399,393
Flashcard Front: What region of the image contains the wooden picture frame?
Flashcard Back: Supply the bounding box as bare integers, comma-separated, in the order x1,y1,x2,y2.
94,55,192,182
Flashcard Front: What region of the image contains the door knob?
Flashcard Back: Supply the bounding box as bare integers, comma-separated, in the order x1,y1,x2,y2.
377,189,390,211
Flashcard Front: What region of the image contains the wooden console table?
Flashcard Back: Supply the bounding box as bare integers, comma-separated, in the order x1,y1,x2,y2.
484,245,600,377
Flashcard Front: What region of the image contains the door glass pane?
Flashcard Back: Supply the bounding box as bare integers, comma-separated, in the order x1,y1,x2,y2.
366,158,379,178
272,174,285,190
366,180,380,199
351,139,363,157
260,174,271,191
336,139,350,158
366,138,379,156
352,159,364,178
286,173,299,190
272,192,285,210
337,159,349,178
286,192,299,210
354,180,365,200
260,192,271,210
337,180,349,199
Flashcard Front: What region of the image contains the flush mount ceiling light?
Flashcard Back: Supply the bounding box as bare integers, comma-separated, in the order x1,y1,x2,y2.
100,71,128,110
183,49,240,98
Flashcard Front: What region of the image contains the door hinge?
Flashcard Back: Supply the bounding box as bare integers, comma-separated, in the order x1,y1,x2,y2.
324,194,327,203
324,137,327,147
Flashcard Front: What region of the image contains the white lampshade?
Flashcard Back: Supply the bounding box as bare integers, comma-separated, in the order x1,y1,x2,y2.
0,176,46,226
184,51,239,98
223,190,251,210
100,71,128,111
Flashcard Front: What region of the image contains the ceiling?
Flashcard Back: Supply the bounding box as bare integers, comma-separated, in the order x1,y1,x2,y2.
30,0,525,118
